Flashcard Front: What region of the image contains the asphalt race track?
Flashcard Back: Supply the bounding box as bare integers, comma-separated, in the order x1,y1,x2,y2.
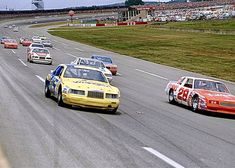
0,18,235,168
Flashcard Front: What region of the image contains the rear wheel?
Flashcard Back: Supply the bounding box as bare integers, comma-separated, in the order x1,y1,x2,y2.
192,96,199,112
168,89,176,104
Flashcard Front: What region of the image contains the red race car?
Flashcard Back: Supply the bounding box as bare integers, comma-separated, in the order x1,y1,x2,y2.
22,38,32,46
4,39,18,49
91,55,118,75
165,76,235,115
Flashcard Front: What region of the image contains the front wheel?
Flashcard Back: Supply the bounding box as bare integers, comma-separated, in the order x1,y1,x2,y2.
192,96,199,112
110,107,118,114
57,90,65,107
168,89,176,104
44,83,51,98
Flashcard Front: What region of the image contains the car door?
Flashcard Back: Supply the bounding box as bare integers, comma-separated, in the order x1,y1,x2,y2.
50,66,64,97
176,78,193,105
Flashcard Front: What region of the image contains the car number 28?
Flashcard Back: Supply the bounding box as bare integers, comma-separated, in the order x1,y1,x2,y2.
177,87,190,102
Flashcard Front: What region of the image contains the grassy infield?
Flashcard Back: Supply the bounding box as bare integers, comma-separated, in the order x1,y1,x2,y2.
48,19,235,82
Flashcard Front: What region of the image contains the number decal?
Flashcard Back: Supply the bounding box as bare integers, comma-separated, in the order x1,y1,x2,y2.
177,88,189,101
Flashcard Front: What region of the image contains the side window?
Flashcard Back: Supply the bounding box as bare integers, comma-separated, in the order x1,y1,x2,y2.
54,66,64,76
178,77,185,85
184,78,193,88
52,66,61,75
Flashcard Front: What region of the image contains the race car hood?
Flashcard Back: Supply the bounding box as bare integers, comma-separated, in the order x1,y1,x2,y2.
62,78,119,93
195,90,235,101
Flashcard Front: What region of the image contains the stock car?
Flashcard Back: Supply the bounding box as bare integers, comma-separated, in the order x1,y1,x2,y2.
1,36,10,44
91,55,118,75
4,39,18,49
71,57,113,82
22,38,32,46
32,36,42,43
165,76,235,114
44,64,120,113
27,43,44,53
27,47,52,64
42,40,53,48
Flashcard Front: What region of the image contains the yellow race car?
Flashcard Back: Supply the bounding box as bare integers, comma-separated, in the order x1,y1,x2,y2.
45,64,120,113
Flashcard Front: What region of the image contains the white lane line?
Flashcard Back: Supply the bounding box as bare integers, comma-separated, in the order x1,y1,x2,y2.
54,47,61,51
11,50,16,54
62,43,68,46
35,75,45,83
18,59,27,67
75,48,84,52
66,53,77,58
116,72,122,76
143,147,185,168
135,69,168,81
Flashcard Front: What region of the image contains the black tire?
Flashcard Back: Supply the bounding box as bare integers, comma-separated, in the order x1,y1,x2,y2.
44,83,51,98
192,96,199,112
57,89,65,107
168,89,176,104
110,107,118,114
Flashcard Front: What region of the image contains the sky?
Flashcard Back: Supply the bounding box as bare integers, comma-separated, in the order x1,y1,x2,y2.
0,0,169,10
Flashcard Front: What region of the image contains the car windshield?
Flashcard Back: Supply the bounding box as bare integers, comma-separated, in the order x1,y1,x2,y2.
6,39,16,43
79,59,105,69
32,44,43,48
194,79,229,93
33,48,49,54
94,56,112,63
63,67,107,83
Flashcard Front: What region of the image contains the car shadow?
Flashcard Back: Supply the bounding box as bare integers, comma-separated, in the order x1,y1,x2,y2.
168,102,235,120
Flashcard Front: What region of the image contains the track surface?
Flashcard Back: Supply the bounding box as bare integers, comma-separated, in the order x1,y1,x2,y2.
0,19,235,168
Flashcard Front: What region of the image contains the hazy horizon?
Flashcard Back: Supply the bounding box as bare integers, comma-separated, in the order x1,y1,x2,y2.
0,0,170,10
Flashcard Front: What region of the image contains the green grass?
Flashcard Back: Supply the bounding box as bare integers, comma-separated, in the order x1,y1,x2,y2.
49,25,235,82
152,19,235,31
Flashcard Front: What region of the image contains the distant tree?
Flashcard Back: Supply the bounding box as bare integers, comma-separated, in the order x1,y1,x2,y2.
125,0,144,7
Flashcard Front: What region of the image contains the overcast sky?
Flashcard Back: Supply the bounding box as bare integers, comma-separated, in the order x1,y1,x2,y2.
0,0,169,10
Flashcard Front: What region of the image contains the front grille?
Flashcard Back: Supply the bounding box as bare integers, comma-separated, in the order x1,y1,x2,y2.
39,57,45,59
220,102,235,108
88,91,104,99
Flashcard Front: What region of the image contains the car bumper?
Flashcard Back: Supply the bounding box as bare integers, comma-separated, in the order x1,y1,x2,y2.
62,93,120,110
32,58,52,64
4,45,18,49
204,106,235,115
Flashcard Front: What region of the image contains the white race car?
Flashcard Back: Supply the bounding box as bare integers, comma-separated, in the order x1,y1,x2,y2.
71,57,113,82
27,47,52,65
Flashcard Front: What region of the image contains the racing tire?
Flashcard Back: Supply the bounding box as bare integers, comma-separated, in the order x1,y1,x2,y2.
111,107,118,114
192,96,199,112
168,89,176,104
57,89,65,107
44,84,51,98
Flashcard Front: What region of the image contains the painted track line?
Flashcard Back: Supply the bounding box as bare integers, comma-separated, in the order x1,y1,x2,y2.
75,48,84,52
62,43,68,46
136,69,168,81
11,50,16,54
66,53,77,58
36,75,45,83
18,59,27,67
143,147,185,168
54,47,61,51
